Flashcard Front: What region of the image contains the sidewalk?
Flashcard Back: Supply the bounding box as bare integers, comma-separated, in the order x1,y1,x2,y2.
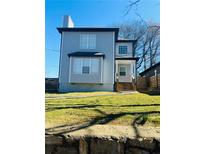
46,91,139,99
46,124,159,140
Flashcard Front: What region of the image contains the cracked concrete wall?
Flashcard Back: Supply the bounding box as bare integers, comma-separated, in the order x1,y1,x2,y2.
45,135,160,154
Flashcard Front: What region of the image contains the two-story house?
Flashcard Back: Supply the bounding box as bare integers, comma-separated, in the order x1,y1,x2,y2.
57,16,138,92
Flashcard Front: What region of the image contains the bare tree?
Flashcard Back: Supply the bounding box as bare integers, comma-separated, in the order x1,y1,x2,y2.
115,21,160,74
122,0,160,74
146,25,160,67
124,0,141,16
115,20,147,56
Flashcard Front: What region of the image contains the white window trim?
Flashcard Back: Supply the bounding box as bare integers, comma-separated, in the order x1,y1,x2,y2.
72,57,100,75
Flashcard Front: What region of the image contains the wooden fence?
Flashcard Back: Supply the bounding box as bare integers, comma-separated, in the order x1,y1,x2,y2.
136,75,160,94
45,78,58,92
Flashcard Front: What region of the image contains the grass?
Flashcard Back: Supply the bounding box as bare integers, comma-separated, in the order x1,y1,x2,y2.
45,92,160,128
45,91,117,98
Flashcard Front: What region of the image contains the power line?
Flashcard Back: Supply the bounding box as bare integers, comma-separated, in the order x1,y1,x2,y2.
46,33,60,41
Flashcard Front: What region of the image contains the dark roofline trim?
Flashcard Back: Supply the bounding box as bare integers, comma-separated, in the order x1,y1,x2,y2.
116,40,135,42
115,57,139,61
68,55,105,58
57,27,119,33
45,78,59,80
67,52,105,58
57,27,119,40
139,62,160,75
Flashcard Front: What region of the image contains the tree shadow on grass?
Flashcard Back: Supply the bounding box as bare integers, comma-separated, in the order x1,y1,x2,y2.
132,113,149,138
138,90,160,96
45,104,160,112
46,104,100,112
45,110,159,136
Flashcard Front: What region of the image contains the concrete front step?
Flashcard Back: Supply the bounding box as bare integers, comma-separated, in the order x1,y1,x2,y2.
115,82,136,91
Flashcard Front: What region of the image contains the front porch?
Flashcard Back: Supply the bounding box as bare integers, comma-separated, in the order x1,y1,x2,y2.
115,59,136,91
115,82,136,91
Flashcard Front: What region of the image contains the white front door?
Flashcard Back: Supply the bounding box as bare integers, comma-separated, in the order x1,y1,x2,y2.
118,64,132,82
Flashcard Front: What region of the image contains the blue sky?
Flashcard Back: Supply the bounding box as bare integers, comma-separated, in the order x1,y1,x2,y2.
46,0,160,77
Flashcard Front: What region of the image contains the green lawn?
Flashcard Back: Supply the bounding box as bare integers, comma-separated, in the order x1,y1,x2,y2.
46,91,117,98
45,92,160,128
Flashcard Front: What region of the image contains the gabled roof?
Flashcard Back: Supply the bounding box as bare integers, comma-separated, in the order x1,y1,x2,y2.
68,52,105,58
57,27,119,40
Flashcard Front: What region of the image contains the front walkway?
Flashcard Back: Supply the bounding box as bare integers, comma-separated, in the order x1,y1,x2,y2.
46,91,139,99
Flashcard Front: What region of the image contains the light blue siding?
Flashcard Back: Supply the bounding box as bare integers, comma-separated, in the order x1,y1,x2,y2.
59,31,115,92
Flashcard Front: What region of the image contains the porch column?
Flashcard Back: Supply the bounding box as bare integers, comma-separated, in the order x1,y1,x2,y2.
101,57,103,83
133,60,136,78
115,60,118,82
130,61,134,77
132,60,136,90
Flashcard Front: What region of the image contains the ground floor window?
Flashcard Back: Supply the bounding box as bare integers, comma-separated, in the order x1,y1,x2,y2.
119,66,127,76
82,66,90,74
72,57,100,75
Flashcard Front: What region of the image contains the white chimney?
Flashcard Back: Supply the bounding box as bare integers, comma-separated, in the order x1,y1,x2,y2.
63,15,74,28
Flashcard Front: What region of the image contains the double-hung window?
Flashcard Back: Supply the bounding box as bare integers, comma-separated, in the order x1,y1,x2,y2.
119,46,128,54
82,59,90,74
72,58,81,74
72,58,99,74
80,34,96,49
89,34,96,49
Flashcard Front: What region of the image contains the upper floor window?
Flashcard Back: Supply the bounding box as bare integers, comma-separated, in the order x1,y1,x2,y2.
80,34,96,49
119,46,128,54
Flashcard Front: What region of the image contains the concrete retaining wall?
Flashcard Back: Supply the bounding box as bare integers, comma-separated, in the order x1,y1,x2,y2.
45,135,160,154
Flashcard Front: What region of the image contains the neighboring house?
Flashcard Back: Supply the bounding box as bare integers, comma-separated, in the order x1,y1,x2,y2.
139,62,160,77
57,16,138,92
